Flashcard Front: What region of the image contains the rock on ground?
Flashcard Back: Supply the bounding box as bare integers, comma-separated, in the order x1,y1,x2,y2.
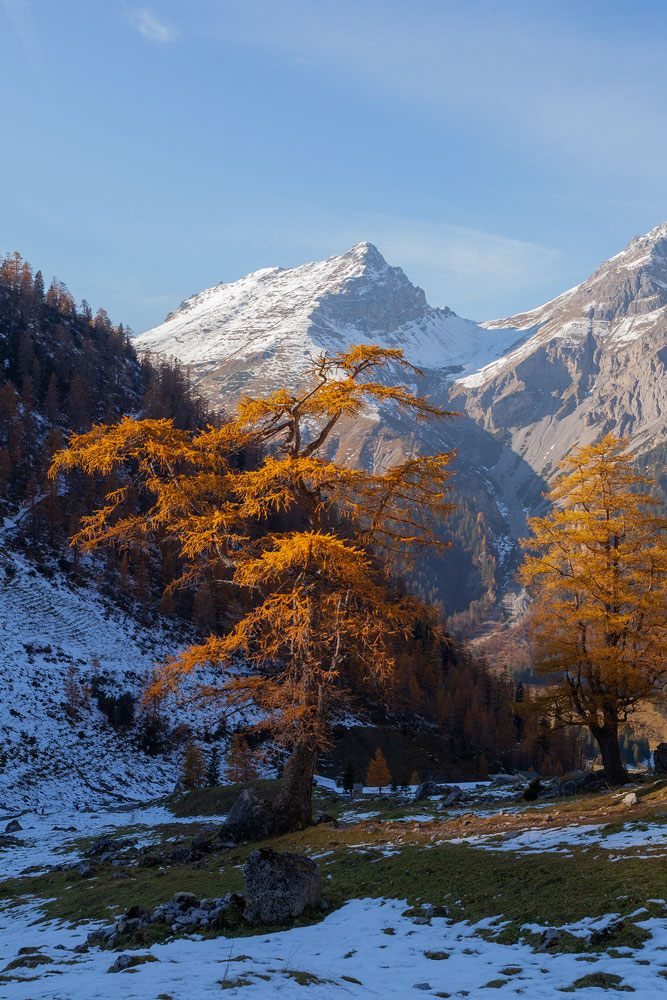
413,781,442,801
219,789,275,843
243,847,322,924
555,770,608,797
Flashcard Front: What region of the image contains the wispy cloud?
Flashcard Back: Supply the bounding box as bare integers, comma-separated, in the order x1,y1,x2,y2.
127,7,177,44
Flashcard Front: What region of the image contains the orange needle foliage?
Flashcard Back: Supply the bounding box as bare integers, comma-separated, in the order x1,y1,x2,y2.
520,434,667,784
50,344,457,829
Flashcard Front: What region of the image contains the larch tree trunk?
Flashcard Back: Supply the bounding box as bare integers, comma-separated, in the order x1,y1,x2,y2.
591,722,629,785
272,742,318,834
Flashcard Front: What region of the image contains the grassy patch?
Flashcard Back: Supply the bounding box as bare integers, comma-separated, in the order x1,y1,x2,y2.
220,976,253,989
2,782,666,954
283,969,333,986
166,780,281,818
561,972,634,991
3,954,53,972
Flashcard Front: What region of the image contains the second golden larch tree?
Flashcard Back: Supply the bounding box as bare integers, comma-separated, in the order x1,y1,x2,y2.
520,434,667,784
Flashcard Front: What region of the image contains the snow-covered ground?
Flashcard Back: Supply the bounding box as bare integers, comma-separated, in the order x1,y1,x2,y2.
0,547,228,813
447,819,667,856
1,893,666,998
0,804,228,879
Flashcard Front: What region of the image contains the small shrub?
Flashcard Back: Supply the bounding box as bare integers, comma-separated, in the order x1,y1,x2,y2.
523,778,542,801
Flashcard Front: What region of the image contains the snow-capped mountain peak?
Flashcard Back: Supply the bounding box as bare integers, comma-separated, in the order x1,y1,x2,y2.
134,244,521,400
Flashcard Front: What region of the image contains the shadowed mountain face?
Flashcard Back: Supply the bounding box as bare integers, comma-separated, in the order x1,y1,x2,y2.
134,227,667,627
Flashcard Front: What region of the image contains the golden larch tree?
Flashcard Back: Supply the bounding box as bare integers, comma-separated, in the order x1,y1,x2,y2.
226,734,259,783
50,344,457,831
366,747,392,794
520,434,667,784
181,741,207,789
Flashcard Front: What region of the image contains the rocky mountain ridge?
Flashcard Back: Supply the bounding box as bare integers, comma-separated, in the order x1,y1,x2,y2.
454,221,667,473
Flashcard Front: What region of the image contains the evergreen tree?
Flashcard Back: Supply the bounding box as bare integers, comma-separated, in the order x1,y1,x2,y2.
520,434,667,785
207,747,221,787
51,343,457,833
33,269,44,301
342,760,355,795
226,734,259,783
64,665,82,720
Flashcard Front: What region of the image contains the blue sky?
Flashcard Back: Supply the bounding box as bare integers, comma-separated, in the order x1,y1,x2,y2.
2,0,667,332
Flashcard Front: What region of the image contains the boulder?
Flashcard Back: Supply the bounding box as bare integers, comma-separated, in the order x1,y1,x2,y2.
4,820,22,833
653,743,667,773
219,790,275,843
171,891,198,908
622,791,638,806
490,774,519,786
108,953,135,973
191,835,214,853
86,927,109,945
555,770,607,797
243,848,322,924
87,837,133,857
168,847,191,864
138,854,160,868
413,781,442,801
541,927,562,949
441,786,464,807
314,814,339,827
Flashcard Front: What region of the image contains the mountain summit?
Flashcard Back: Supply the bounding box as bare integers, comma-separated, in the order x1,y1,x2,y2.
135,243,520,401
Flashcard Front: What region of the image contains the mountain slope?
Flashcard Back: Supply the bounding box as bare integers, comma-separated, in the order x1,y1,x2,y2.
453,223,667,473
0,544,188,811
